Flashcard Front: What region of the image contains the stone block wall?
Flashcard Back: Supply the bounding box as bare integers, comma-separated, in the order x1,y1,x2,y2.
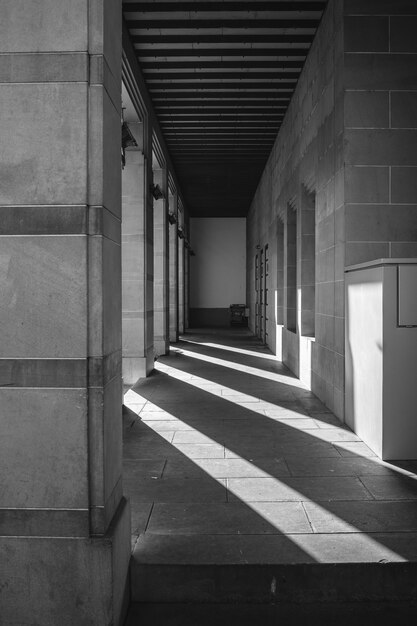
0,1,130,623
247,0,417,420
247,0,344,415
344,0,417,264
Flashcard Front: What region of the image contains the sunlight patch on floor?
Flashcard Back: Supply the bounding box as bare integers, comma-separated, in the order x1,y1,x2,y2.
181,338,278,361
171,345,305,387
123,379,409,558
156,360,295,413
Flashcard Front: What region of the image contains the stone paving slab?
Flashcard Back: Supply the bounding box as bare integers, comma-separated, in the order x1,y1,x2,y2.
132,532,417,565
146,502,312,535
163,457,290,479
123,328,417,602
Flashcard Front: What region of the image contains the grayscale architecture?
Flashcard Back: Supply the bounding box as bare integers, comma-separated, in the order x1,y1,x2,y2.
1,1,417,624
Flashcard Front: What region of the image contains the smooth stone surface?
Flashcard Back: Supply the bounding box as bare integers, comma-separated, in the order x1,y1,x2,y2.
128,478,227,503
124,329,417,605
126,601,417,626
163,457,290,479
0,388,88,508
0,84,88,205
0,236,87,358
0,0,88,52
304,500,417,533
146,502,312,535
132,532,417,565
227,476,372,502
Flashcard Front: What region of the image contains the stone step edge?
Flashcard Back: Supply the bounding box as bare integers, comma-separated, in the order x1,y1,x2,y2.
131,561,417,603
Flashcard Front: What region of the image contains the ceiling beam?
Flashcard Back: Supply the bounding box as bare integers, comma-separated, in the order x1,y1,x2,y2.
127,19,320,28
123,2,326,12
153,92,291,100
154,101,289,107
164,133,277,138
160,122,281,127
135,48,308,57
141,61,304,69
149,82,295,90
144,72,299,80
156,108,287,114
132,34,315,44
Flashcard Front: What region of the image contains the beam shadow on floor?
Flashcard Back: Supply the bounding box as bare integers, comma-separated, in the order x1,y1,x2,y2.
123,330,417,613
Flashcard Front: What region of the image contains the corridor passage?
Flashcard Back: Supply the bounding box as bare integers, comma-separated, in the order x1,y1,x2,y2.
123,329,417,610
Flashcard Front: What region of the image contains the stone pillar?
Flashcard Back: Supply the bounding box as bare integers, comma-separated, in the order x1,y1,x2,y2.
153,166,169,356
122,120,154,383
298,186,316,387
0,2,130,624
298,186,316,337
184,246,190,330
275,217,285,359
284,204,297,332
169,191,179,342
178,210,185,335
283,203,299,376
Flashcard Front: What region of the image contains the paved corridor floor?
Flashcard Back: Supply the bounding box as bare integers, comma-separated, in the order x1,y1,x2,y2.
123,328,417,577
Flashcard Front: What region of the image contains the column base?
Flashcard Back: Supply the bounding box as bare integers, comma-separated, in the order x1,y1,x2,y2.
123,356,153,385
0,498,131,626
299,335,315,389
154,338,169,357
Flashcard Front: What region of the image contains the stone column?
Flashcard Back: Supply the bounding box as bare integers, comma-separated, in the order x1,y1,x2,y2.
275,217,285,359
169,191,179,342
0,2,130,624
297,185,316,387
122,120,154,383
178,210,185,334
184,246,190,330
284,204,297,332
298,185,316,337
153,166,169,356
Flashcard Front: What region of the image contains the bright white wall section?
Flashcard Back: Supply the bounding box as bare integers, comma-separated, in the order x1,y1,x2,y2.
190,218,246,308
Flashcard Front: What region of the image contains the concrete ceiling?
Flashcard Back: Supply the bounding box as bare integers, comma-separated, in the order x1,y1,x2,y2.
122,0,327,217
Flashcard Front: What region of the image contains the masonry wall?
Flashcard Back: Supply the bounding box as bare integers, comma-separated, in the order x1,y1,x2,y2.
190,218,246,327
247,0,344,415
344,0,417,264
247,0,417,421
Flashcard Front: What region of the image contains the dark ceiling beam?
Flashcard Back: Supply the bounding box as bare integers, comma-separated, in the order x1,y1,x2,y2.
160,122,281,127
167,143,275,148
144,72,299,80
149,82,295,91
153,92,291,100
135,48,308,57
123,2,326,12
164,134,277,139
174,158,268,163
131,34,314,44
154,101,289,108
141,61,303,69
169,153,271,157
156,108,286,115
168,149,273,154
127,19,320,28
157,114,284,120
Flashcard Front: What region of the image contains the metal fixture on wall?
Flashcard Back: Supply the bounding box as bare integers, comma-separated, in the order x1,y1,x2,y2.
150,183,164,200
121,120,137,168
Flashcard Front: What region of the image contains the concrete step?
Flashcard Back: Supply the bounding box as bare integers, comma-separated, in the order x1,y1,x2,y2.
130,533,417,604
125,602,417,626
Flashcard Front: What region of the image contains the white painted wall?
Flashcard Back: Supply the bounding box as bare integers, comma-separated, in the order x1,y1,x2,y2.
190,218,246,308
